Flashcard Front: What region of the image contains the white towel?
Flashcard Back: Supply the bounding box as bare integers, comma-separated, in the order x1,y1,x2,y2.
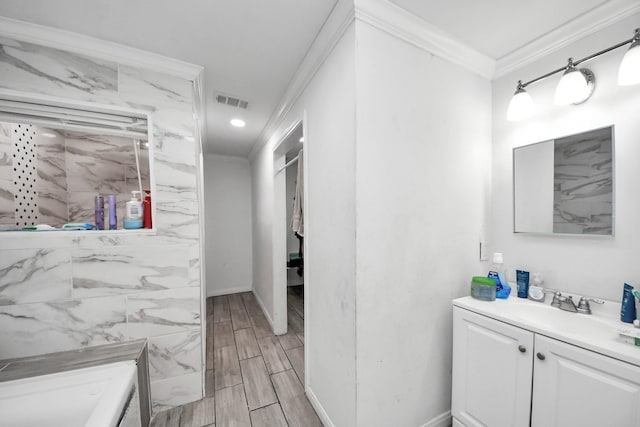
291,148,304,237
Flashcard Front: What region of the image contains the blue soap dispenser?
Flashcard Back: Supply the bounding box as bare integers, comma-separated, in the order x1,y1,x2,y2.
489,252,511,299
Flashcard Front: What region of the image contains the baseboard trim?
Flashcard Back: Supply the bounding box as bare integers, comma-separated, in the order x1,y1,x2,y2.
207,286,251,297
306,386,336,427
420,410,452,427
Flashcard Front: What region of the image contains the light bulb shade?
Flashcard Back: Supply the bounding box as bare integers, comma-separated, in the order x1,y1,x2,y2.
618,41,640,86
507,88,534,121
554,68,594,106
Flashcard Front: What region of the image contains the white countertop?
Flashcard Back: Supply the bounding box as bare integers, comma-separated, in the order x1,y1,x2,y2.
453,295,640,367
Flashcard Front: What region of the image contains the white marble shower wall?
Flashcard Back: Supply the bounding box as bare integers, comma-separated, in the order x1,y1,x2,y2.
0,35,203,413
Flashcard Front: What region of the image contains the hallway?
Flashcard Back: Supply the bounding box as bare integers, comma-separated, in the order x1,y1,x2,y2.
151,287,317,426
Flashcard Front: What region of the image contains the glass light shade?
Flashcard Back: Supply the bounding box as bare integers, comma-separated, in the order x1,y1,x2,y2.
554,69,590,105
618,42,640,86
507,89,534,122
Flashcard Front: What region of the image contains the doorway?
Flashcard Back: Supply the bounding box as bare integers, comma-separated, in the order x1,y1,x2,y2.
272,120,305,344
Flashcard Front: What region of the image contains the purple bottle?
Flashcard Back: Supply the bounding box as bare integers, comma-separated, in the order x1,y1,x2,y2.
108,195,117,230
94,195,104,230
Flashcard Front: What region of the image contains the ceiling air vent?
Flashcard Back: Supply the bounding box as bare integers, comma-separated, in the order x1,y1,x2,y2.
215,93,249,109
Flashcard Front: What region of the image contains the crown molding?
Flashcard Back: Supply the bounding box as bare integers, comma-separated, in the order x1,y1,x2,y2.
249,0,355,161
354,0,495,80
495,0,640,79
0,16,203,81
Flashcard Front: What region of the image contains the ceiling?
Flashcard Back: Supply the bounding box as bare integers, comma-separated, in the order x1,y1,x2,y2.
388,0,611,60
0,0,631,158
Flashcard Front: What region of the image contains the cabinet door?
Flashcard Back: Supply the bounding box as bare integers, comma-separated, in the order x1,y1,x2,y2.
532,335,640,427
452,307,534,427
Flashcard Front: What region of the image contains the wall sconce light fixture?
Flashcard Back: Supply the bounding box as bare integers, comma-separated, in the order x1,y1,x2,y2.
507,28,640,122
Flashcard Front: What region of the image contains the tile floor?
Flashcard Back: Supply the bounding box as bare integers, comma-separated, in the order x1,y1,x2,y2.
151,286,321,427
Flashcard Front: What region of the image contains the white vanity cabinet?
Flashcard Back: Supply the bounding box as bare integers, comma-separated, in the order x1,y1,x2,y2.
452,307,533,427
452,306,640,427
531,334,640,427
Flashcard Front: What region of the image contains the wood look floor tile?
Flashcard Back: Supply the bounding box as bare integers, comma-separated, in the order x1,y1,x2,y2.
213,321,235,350
286,346,305,385
278,331,302,350
230,308,252,331
205,369,214,397
206,324,214,370
240,356,277,410
272,369,321,426
206,297,214,317
250,403,288,427
215,384,251,427
296,332,304,344
212,295,231,323
234,328,261,360
271,369,304,401
150,406,181,427
258,336,291,374
242,293,263,317
250,314,274,339
287,310,304,333
178,397,215,427
227,293,245,311
280,394,323,427
287,286,304,319
214,346,242,390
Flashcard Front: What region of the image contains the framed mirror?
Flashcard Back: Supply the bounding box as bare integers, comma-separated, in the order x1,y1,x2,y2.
0,93,152,231
513,126,614,236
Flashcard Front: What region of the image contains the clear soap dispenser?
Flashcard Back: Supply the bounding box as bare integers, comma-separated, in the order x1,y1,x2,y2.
124,190,143,229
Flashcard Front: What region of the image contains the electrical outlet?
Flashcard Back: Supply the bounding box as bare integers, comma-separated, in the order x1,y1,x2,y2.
480,241,489,261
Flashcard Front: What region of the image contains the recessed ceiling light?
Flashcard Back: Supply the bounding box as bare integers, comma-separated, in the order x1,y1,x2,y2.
230,119,246,128
299,137,304,142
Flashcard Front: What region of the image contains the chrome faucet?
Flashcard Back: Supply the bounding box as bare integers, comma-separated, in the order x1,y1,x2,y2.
550,292,578,313
576,296,605,315
550,291,605,314
560,295,578,313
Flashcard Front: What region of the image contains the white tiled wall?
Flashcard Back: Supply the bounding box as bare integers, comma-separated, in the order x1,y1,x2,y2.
0,35,203,413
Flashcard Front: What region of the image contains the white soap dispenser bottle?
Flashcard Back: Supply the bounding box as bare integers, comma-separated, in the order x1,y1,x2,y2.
124,190,143,229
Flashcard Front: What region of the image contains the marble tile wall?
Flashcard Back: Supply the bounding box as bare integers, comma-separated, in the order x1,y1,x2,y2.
34,127,68,227
0,123,13,227
0,124,151,228
553,127,613,235
64,132,150,226
0,35,203,413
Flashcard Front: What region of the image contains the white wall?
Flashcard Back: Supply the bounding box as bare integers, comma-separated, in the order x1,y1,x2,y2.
205,154,253,296
491,13,640,302
354,20,492,426
250,21,358,427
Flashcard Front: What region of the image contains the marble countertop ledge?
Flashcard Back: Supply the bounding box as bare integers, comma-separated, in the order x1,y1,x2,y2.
0,339,147,382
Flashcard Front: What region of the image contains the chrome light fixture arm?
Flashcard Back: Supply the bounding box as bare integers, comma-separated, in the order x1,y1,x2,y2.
507,28,640,121
517,29,639,90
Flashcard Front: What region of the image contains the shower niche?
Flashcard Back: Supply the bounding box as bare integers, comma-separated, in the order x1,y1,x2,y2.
0,93,152,231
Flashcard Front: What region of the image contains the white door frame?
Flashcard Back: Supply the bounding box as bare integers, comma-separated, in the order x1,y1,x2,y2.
272,118,304,335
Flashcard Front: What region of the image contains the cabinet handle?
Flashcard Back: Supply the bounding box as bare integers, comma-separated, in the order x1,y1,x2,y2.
518,345,526,353
536,352,546,361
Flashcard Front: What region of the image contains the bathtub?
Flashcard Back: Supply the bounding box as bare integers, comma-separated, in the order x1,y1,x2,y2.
0,360,139,427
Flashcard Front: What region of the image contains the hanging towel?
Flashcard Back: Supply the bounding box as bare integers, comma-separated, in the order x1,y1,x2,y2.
291,148,304,237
